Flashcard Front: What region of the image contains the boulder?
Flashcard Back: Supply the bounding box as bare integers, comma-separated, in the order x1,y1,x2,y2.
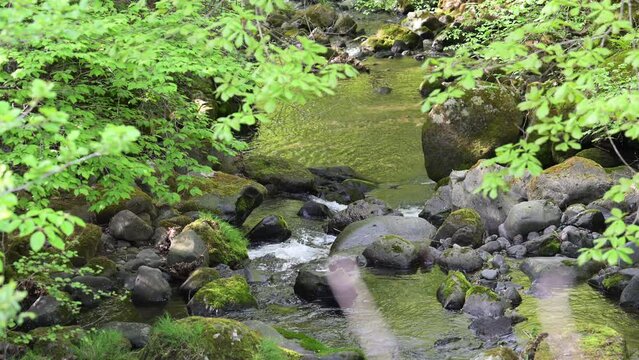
182,219,248,267
298,201,332,220
66,223,102,266
362,235,419,270
437,246,484,272
419,184,452,227
620,274,639,312
247,215,291,243
67,275,115,308
86,256,117,277
102,322,151,349
187,276,256,316
330,216,436,256
563,209,605,232
436,270,471,310
503,200,562,238
179,267,222,299
469,316,513,340
95,186,155,224
463,286,506,317
144,316,261,360
131,266,171,305
124,248,165,271
332,14,357,35
294,264,337,306
109,210,153,244
326,198,397,234
300,3,337,30
527,157,614,209
21,296,72,330
523,233,561,256
450,162,528,234
242,155,315,193
167,229,209,267
177,172,266,226
434,208,485,248
362,24,420,51
589,268,638,299
422,82,523,181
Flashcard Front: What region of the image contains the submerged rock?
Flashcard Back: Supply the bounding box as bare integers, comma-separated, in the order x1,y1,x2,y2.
422,82,523,181
434,208,485,248
187,276,256,316
362,235,419,270
247,215,291,243
177,172,266,226
330,216,436,255
527,157,614,209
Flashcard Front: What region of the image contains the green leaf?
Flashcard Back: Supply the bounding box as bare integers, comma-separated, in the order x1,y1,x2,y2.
30,231,46,252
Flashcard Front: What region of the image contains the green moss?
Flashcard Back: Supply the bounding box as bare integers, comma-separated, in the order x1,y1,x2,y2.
579,324,627,359
266,304,298,315
363,24,420,51
192,275,256,311
67,223,102,266
259,340,303,360
436,176,450,188
439,271,471,299
144,315,261,360
274,328,363,357
560,259,577,267
183,218,248,267
86,256,117,277
185,173,265,198
602,273,626,290
466,285,500,301
538,235,561,256
242,155,315,187
158,215,193,228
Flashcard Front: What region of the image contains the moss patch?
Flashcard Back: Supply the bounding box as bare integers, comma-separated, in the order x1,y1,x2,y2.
579,324,627,359
275,328,363,357
466,285,500,301
183,218,248,267
439,271,472,300
191,275,256,311
86,256,117,277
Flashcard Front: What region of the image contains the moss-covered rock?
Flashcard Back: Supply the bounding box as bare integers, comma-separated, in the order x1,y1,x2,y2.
242,155,315,194
362,235,419,270
86,256,117,278
523,233,561,257
67,223,102,266
144,316,261,360
527,157,613,209
363,24,420,51
182,219,248,267
422,82,523,181
96,186,155,224
436,270,471,310
575,148,621,168
177,172,266,226
437,246,484,272
179,267,221,299
434,208,485,248
463,285,505,317
187,276,257,316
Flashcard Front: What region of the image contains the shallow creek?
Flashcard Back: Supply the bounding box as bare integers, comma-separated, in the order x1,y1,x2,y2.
80,54,639,359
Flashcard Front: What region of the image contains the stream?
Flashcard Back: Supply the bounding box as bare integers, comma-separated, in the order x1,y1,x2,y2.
79,44,639,360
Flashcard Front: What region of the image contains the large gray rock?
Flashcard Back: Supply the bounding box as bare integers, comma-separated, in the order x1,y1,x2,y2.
362,235,419,270
103,322,151,349
620,274,639,312
67,275,115,308
294,264,337,306
326,198,398,235
419,184,452,227
449,162,528,234
527,157,614,209
463,286,506,318
437,246,484,272
167,229,209,267
330,216,436,255
109,210,153,244
504,200,562,238
21,295,72,330
131,266,171,305
422,82,523,181
434,208,485,248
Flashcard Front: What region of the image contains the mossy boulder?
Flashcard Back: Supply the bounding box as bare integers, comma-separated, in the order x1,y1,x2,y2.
332,14,358,35
95,186,155,224
422,82,523,181
177,172,266,226
179,267,221,299
437,246,484,272
182,219,248,267
463,286,505,317
575,148,621,168
527,157,614,209
363,24,420,51
298,4,337,30
523,233,561,257
67,223,102,266
144,316,261,360
242,155,315,194
437,270,471,310
362,235,419,270
86,256,117,278
247,215,291,244
187,276,257,316
434,208,485,248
